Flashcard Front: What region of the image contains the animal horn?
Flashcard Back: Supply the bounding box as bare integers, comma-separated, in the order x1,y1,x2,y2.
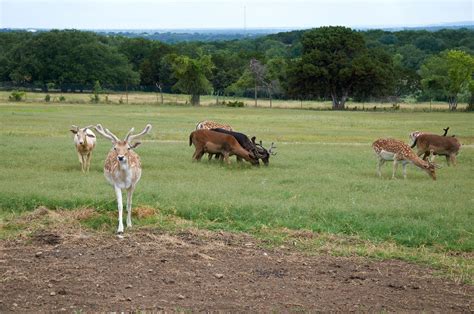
128,124,152,142
95,124,119,142
268,142,277,156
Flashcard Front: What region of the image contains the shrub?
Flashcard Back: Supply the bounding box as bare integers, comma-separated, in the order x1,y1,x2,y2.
8,91,26,102
44,94,51,102
90,94,100,103
225,100,245,108
59,95,66,102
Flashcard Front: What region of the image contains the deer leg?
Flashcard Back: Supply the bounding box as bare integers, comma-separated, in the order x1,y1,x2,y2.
126,187,134,228
223,152,230,165
77,152,84,172
376,157,385,177
392,159,398,179
86,151,92,172
193,148,204,161
114,186,124,234
450,154,456,166
208,153,214,161
402,161,408,179
429,150,436,163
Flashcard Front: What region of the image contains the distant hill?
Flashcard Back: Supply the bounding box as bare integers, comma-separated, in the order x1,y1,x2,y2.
1,22,472,43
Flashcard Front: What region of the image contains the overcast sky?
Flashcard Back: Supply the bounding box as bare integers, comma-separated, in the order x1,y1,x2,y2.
0,0,472,30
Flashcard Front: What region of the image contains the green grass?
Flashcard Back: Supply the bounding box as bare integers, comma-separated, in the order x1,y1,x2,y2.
1,100,473,282
0,101,473,254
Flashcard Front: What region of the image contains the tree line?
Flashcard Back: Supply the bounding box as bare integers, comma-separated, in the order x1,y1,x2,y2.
0,27,473,110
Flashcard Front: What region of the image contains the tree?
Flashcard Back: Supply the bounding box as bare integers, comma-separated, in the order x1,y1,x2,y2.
172,55,214,106
420,50,474,110
288,26,394,109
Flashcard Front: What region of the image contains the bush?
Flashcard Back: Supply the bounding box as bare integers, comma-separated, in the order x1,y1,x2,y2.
44,94,51,102
225,100,245,108
8,91,26,102
90,94,100,103
59,95,66,102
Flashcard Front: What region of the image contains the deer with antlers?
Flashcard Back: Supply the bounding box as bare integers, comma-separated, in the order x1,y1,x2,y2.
372,138,438,180
70,125,96,173
94,123,152,234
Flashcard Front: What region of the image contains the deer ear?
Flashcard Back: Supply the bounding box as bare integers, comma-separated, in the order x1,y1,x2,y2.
70,129,78,134
130,142,141,149
86,133,96,138
251,136,256,144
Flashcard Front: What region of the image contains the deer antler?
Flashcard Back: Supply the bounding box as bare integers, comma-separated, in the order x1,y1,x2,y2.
268,142,277,156
95,124,119,142
443,126,449,136
126,124,152,142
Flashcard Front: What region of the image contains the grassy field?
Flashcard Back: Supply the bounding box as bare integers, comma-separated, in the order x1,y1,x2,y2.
0,99,473,280
0,90,468,110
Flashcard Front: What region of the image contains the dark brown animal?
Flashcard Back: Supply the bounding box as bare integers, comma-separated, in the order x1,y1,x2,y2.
413,134,461,166
189,129,259,166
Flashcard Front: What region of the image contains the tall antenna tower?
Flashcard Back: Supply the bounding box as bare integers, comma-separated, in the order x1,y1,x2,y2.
244,5,247,36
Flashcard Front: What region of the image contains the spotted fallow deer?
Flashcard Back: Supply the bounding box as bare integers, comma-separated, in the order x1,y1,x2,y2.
70,125,96,173
372,138,438,180
196,120,233,131
94,123,152,234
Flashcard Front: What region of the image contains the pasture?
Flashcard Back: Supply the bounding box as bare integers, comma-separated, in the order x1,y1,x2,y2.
0,99,473,283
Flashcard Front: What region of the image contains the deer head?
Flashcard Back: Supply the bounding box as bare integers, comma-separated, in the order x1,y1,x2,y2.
95,124,152,164
251,137,276,166
70,125,95,145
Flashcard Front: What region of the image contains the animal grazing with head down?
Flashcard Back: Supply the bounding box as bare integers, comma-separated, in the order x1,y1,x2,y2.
372,138,438,180
94,123,152,235
189,129,259,166
412,133,461,166
211,128,260,164
70,125,96,173
251,137,276,166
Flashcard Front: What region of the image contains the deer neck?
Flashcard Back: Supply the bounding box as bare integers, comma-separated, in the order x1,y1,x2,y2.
410,154,429,169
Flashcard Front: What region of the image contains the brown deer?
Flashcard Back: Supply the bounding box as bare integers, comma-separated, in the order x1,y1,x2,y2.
409,126,450,148
95,123,152,234
412,134,461,166
189,129,259,166
70,125,96,173
372,138,438,180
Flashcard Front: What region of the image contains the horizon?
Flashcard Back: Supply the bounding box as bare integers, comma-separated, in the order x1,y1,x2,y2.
1,0,472,30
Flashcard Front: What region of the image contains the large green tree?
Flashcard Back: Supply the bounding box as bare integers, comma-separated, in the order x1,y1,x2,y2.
288,26,394,109
172,55,214,105
420,50,474,110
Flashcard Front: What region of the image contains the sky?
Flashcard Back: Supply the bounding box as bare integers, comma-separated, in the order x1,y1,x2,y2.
0,0,472,30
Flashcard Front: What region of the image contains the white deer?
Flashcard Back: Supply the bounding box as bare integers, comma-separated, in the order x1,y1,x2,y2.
94,123,152,234
70,125,96,172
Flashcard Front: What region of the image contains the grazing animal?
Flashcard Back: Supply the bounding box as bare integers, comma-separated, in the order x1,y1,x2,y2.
195,120,233,160
412,134,461,166
196,120,233,131
251,137,277,166
189,129,259,166
409,126,450,148
372,138,438,180
70,125,96,172
211,128,260,163
94,124,152,234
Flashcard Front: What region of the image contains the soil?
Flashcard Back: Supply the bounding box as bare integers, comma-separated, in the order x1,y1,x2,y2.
1,228,473,312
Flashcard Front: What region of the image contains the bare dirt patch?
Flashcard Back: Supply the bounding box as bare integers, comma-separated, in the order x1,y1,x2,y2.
1,227,472,312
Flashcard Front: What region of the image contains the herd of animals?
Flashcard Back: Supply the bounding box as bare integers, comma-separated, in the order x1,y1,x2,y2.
70,121,461,234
